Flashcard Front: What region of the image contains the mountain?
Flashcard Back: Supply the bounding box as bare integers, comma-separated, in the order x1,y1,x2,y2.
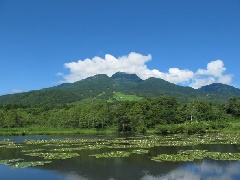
111,72,143,83
0,72,239,105
199,83,240,96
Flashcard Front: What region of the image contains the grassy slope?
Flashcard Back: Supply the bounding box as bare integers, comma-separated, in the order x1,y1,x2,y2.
113,92,143,101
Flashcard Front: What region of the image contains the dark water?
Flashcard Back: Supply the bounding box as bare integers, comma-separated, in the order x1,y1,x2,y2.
0,134,240,180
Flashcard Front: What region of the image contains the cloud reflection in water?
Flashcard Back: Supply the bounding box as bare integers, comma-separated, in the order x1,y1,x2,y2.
140,160,240,180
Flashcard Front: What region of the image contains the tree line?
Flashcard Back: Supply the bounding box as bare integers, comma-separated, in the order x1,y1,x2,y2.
0,96,240,134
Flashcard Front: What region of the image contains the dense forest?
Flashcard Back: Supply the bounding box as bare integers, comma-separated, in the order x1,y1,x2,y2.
0,96,240,135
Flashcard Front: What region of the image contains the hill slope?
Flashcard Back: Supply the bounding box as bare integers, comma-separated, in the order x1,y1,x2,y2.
199,83,240,95
0,72,239,105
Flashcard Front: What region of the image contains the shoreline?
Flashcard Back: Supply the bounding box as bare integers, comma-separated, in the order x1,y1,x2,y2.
0,126,239,137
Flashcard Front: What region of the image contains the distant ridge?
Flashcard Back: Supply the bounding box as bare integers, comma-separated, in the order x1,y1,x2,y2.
0,72,240,105
199,83,240,96
111,72,143,83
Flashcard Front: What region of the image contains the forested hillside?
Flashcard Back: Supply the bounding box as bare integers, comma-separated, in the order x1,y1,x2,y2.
199,83,240,95
1,72,240,105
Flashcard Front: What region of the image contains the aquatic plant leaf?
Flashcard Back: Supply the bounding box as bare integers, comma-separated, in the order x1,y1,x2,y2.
131,149,149,154
0,158,24,165
11,161,52,169
89,151,131,158
151,149,240,162
25,152,80,160
21,149,45,153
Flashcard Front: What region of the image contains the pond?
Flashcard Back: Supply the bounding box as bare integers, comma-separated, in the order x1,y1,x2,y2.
0,133,240,180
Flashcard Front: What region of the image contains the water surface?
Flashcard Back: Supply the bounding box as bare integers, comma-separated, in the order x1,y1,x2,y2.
0,134,239,180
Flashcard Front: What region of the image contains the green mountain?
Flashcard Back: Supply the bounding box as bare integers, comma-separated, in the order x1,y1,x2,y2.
199,83,240,95
111,72,143,83
0,72,239,105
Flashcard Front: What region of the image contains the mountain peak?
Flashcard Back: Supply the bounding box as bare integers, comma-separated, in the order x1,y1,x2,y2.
199,83,240,95
111,72,143,83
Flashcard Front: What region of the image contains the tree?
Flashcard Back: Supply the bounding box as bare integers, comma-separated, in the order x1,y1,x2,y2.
127,102,146,133
151,96,179,125
226,97,240,116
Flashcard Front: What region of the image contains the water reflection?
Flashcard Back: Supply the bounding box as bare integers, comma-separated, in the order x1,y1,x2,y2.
42,158,240,180
141,160,240,180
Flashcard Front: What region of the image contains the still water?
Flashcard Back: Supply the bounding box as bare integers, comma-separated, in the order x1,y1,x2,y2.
0,134,239,180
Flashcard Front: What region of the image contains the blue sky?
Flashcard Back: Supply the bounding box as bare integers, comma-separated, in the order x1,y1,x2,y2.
0,0,239,94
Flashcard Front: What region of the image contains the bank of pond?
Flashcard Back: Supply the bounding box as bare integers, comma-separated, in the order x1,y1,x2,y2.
0,118,238,137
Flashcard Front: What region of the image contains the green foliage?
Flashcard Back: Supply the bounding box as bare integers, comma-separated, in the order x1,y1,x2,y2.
154,120,229,135
0,94,239,135
199,83,240,96
226,97,240,116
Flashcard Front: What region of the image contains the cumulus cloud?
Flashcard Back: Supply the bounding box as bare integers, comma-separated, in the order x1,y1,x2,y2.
59,52,232,88
190,60,233,88
61,52,152,83
197,60,226,77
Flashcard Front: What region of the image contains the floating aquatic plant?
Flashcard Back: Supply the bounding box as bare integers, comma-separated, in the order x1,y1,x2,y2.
0,139,14,145
0,140,23,148
206,152,240,161
89,151,131,158
151,149,240,162
89,149,149,158
0,144,23,148
25,152,80,160
0,158,24,165
11,161,52,169
0,133,239,169
21,149,45,153
131,149,149,154
24,138,106,145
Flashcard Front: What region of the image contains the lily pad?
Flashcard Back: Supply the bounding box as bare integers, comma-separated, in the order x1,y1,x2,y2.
89,151,131,158
131,149,149,154
151,149,240,162
21,149,45,153
11,161,52,169
0,158,24,165
25,152,80,160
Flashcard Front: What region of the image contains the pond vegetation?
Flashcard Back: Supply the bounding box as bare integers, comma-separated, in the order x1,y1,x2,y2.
151,150,240,162
0,133,239,168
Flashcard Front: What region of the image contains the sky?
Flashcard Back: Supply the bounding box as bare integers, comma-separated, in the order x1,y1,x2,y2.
0,0,240,95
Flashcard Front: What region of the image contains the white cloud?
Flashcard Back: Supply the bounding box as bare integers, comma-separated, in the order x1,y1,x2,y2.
217,74,232,84
197,60,226,77
11,89,23,94
190,60,233,88
59,52,232,88
190,77,216,89
62,52,152,83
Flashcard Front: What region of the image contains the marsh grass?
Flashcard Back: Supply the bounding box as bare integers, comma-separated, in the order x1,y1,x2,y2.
0,126,117,136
